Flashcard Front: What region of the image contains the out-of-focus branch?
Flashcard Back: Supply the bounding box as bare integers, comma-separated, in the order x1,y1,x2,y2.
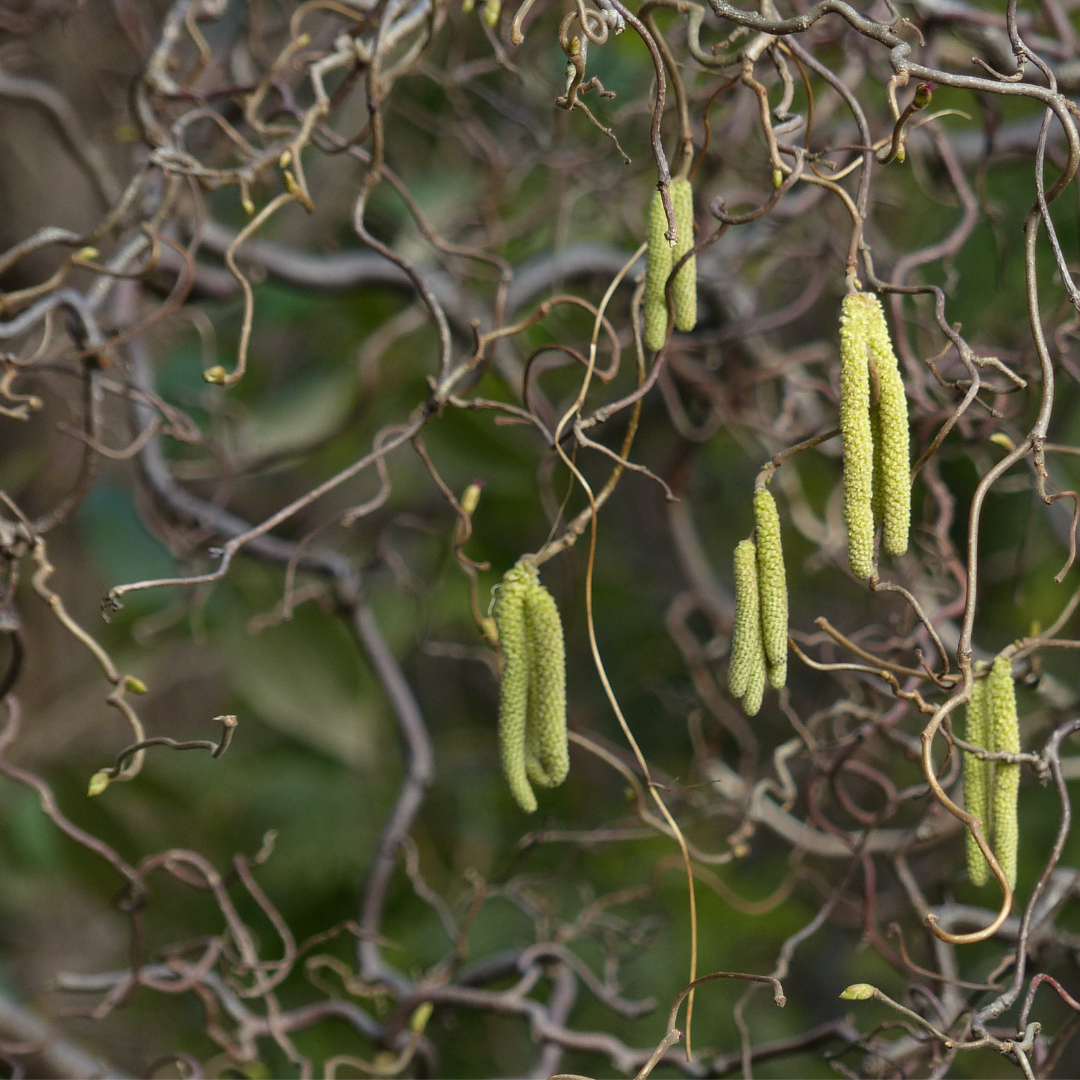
0,990,128,1080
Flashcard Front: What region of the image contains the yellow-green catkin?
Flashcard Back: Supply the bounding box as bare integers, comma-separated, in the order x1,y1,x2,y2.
864,297,910,557
495,563,535,812
523,572,569,790
643,190,672,351
494,561,569,813
729,539,767,715
963,677,990,887
989,655,1020,891
742,656,766,718
839,293,876,580
753,488,788,689
870,398,885,528
670,179,697,333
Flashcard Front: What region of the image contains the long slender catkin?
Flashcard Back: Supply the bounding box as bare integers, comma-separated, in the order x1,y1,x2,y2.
729,539,767,714
643,190,672,351
864,297,911,557
839,293,876,580
494,560,569,812
963,676,990,887
989,655,1020,891
670,179,697,333
495,563,536,813
523,573,569,790
753,489,788,689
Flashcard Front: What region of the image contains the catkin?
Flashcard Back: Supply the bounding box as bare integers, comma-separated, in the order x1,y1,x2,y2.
864,297,910,557
989,655,1020,891
870,403,884,527
643,190,672,351
839,293,876,580
753,489,788,689
729,539,767,714
523,575,569,790
963,677,990,887
494,563,536,813
494,561,569,813
670,179,697,333
742,661,766,719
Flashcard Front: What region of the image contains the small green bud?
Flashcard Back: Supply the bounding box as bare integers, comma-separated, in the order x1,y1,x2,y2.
913,82,933,109
203,365,227,385
409,1002,434,1032
88,770,111,797
124,675,148,694
461,481,483,516
482,0,500,25
840,983,876,1001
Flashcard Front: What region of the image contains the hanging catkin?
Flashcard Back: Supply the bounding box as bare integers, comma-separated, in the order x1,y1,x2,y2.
839,293,876,580
963,676,990,887
493,561,569,813
729,539,767,716
742,655,766,718
864,297,910,557
643,190,672,351
989,655,1020,891
523,573,569,790
670,178,697,333
753,489,788,689
494,563,535,812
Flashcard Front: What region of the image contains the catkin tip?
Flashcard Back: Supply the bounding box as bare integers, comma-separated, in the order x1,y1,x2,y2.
742,663,765,717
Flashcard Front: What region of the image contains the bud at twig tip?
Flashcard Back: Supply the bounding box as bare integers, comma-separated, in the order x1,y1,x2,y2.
88,771,111,797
